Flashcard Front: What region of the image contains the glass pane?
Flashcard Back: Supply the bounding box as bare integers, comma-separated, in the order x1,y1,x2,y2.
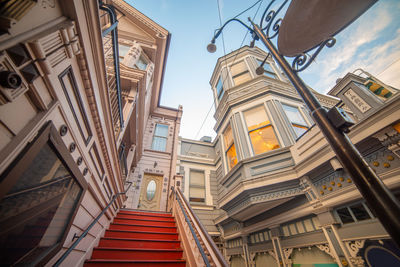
0,143,82,265
337,207,355,224
293,125,308,137
118,44,131,57
296,221,306,233
303,218,315,232
190,170,205,186
216,76,224,100
350,203,371,221
282,104,307,125
232,72,252,86
257,60,276,78
223,124,234,150
263,231,270,240
136,55,148,70
259,232,264,242
250,235,255,244
230,61,247,76
146,180,156,201
155,124,168,137
151,136,167,151
249,126,280,155
189,187,205,198
226,143,238,170
244,105,270,131
255,234,259,242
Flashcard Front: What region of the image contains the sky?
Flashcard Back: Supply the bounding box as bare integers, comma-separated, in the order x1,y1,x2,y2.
127,0,400,140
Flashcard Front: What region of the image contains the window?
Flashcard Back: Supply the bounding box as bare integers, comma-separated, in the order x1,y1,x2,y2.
0,122,86,266
227,238,243,248
223,124,238,171
230,60,251,86
216,76,224,101
152,124,168,151
335,202,374,225
136,54,148,70
256,59,277,79
243,105,280,155
189,170,205,203
119,44,131,58
282,104,309,138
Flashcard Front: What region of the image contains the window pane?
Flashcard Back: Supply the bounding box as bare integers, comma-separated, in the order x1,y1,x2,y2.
303,218,315,232
250,235,255,243
255,234,259,243
230,61,247,76
232,72,252,86
119,44,131,57
259,233,264,242
312,217,321,229
296,221,305,233
216,77,224,100
155,124,168,137
282,104,306,125
248,126,280,155
190,170,205,186
337,207,355,224
289,223,297,235
151,136,167,151
136,55,148,70
0,143,82,265
189,187,205,198
244,105,270,131
350,203,371,221
223,124,234,150
226,143,238,170
293,125,308,137
263,231,270,240
257,60,276,78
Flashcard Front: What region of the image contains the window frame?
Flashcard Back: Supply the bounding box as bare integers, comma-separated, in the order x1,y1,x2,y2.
243,105,280,155
189,169,206,203
281,103,309,138
0,122,87,266
222,123,238,171
151,123,169,152
256,59,277,79
216,75,224,101
335,201,374,225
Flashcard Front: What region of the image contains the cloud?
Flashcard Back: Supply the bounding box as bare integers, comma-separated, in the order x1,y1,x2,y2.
305,1,399,93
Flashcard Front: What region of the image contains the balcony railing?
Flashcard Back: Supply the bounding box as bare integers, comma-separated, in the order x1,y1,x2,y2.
100,2,124,138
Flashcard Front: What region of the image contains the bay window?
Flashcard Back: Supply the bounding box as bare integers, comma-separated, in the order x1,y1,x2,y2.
243,105,280,155
223,124,238,171
282,104,309,138
151,124,168,151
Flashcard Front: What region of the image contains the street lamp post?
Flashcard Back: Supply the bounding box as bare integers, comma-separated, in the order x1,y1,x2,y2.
208,0,400,247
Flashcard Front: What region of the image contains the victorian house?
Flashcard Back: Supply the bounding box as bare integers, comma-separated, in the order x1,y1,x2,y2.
177,46,400,267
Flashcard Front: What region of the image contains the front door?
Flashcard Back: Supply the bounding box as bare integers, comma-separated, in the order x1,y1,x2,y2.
138,173,163,211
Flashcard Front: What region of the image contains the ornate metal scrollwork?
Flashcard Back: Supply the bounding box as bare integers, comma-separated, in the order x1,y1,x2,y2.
291,37,336,72
260,0,288,39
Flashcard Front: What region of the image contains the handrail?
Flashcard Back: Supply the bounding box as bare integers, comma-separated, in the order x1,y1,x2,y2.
175,191,211,267
53,181,133,266
175,187,228,267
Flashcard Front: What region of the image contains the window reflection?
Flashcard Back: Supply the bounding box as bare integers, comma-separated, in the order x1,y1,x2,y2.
282,104,309,138
146,180,156,201
223,124,238,170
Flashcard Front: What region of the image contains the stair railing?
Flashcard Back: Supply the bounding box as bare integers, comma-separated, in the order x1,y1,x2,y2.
53,181,133,267
170,186,228,267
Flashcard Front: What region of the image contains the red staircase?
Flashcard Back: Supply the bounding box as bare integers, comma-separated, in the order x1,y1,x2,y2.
84,209,186,267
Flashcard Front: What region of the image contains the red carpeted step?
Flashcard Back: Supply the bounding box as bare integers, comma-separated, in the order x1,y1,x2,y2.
104,230,179,240
118,210,172,217
84,259,186,267
113,217,175,227
91,247,183,260
109,223,177,233
116,213,175,222
99,238,181,249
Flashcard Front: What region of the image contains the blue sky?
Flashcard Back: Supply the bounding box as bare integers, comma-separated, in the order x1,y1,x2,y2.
127,0,400,140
